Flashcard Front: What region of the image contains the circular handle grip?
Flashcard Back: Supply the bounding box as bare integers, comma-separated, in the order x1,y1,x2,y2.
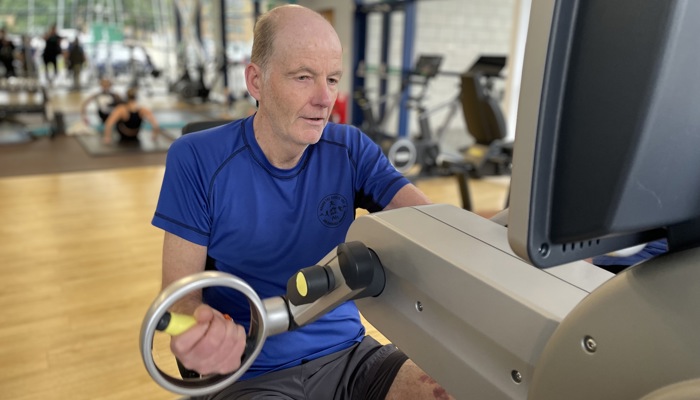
139,271,268,397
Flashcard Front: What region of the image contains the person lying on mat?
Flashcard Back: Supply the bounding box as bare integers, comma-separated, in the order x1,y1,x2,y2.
81,78,123,125
102,87,164,145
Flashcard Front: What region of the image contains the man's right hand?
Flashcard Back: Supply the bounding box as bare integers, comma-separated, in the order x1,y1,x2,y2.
170,304,248,376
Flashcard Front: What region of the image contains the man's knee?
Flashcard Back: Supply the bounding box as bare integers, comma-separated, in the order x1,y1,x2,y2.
385,360,454,400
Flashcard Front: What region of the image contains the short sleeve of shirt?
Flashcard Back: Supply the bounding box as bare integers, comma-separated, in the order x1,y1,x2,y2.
152,135,217,246
341,125,410,211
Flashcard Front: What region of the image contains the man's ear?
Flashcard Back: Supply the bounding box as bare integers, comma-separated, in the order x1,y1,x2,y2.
245,63,262,101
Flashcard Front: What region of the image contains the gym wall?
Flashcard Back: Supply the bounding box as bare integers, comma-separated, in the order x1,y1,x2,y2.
400,0,516,146
297,0,518,143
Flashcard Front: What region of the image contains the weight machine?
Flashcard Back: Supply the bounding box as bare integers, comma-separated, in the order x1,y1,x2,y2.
0,77,65,140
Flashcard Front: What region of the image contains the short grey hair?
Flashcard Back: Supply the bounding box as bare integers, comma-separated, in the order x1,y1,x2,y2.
250,5,327,75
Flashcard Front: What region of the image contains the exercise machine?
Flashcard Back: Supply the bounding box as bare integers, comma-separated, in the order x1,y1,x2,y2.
126,43,162,95
141,203,700,399
378,55,513,211
0,77,65,139
140,0,700,398
440,56,512,178
353,62,411,153
170,62,211,102
169,0,212,103
441,56,514,210
354,55,445,173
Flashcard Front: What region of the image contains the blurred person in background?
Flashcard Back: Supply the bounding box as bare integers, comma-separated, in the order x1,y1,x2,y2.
81,78,122,125
41,24,62,84
0,28,16,78
102,86,164,145
66,37,86,90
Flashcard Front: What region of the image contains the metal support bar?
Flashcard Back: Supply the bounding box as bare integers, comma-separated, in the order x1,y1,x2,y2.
456,172,473,211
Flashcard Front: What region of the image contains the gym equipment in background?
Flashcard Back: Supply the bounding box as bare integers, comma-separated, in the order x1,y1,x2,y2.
439,56,514,210
0,77,65,142
358,55,513,211
442,55,513,179
354,55,445,173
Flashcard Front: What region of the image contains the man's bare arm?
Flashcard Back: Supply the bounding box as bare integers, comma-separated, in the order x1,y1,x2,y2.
162,232,208,313
160,231,247,375
384,184,431,210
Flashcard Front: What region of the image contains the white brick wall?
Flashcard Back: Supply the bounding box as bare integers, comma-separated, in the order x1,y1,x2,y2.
360,0,515,148
417,0,514,146
298,0,520,146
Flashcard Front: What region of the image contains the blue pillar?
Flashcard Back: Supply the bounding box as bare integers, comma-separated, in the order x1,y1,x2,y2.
378,12,391,121
352,1,368,127
397,1,416,138
352,0,417,133
219,0,228,88
174,2,182,44
254,0,261,20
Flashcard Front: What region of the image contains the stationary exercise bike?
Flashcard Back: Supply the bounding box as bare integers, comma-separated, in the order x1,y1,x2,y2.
435,56,514,210
375,55,513,210
441,56,513,179
353,63,407,153
354,55,446,174
170,62,211,103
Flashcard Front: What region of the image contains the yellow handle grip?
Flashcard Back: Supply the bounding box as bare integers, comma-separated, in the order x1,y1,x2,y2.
157,311,197,336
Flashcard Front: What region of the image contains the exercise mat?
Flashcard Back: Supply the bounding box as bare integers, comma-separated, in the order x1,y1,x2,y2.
74,129,178,156
71,109,217,156
0,123,33,145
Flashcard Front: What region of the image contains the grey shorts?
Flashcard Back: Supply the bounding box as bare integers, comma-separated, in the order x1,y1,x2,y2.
199,336,408,400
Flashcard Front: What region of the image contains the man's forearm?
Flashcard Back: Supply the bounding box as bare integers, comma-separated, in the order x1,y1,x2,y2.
166,288,203,315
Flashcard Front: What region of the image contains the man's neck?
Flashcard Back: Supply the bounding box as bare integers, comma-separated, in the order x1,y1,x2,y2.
253,114,307,170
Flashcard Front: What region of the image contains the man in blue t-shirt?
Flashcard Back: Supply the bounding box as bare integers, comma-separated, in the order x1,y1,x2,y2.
152,5,454,399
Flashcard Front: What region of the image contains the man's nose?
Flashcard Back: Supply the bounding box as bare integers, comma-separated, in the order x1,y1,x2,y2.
312,81,335,108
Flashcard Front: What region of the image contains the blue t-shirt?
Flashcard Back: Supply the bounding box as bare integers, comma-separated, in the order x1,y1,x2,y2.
592,239,669,267
152,115,409,379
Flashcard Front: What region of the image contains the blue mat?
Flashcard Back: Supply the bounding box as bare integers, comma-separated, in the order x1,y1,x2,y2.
73,130,176,156
70,109,217,135
0,125,34,145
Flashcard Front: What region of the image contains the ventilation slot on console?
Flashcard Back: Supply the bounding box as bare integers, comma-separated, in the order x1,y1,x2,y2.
561,239,601,254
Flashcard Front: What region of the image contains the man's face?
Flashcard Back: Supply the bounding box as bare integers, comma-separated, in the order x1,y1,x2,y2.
256,27,343,147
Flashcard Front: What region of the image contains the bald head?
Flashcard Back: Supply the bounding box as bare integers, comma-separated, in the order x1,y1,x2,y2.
250,5,341,73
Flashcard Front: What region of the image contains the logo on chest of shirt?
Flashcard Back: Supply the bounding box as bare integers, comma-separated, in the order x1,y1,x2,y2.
317,194,349,228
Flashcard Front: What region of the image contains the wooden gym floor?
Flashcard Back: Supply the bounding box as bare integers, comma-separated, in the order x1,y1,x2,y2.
0,87,509,400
